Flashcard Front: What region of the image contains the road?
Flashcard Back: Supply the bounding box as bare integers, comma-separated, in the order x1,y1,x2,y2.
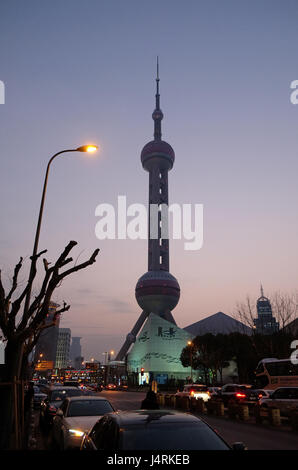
97,390,298,450
99,390,146,411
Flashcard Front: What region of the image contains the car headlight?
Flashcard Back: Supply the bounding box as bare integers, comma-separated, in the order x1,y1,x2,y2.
69,429,84,437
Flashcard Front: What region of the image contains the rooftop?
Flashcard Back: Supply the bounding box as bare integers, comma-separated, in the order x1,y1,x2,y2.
184,311,252,336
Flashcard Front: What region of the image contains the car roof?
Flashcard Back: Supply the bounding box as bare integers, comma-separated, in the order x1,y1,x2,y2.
103,410,204,426
184,384,206,387
51,386,79,390
66,396,111,402
274,387,298,390
223,383,245,387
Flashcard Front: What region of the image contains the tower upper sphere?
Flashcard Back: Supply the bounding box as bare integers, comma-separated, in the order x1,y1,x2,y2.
141,57,175,172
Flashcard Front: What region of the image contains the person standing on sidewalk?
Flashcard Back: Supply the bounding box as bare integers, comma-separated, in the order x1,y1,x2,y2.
140,390,160,410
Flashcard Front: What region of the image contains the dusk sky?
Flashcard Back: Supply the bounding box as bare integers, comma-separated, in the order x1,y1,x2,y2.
1,0,298,361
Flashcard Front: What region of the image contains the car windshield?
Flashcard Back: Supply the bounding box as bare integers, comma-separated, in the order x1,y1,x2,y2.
50,389,83,401
121,423,229,450
67,400,114,417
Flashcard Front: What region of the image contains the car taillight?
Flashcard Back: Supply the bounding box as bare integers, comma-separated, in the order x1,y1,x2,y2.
236,393,246,398
258,393,263,398
190,390,194,396
49,405,57,414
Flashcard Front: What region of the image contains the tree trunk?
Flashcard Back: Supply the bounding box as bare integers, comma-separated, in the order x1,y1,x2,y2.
0,340,24,449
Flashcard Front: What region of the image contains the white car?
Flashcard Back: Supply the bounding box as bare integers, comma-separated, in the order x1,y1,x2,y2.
52,396,115,450
175,384,210,402
258,387,298,416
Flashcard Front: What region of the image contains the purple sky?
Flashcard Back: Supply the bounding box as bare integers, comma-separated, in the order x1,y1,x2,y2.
1,1,298,361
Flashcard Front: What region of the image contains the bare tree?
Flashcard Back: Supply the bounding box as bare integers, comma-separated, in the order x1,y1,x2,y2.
234,295,256,331
0,240,99,449
271,291,298,329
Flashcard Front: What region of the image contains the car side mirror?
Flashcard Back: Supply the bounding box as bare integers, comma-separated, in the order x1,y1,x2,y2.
56,409,63,417
232,442,246,451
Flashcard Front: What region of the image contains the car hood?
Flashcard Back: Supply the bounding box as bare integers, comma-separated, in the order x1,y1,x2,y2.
65,416,101,432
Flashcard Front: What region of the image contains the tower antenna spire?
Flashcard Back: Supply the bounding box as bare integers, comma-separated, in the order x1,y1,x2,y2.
155,55,160,109
260,283,264,297
153,56,163,140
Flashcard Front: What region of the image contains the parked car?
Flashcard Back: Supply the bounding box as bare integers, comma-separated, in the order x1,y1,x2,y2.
33,385,47,409
52,396,115,450
81,410,247,450
36,383,51,394
175,384,210,402
258,387,298,416
87,383,103,392
226,388,269,405
217,384,251,406
106,383,117,390
118,384,128,391
39,386,85,431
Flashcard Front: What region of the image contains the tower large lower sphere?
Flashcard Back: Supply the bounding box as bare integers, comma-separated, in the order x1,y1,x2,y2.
116,60,181,361
136,271,180,315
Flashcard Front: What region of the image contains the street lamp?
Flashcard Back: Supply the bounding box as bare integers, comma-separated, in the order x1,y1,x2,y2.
106,350,115,385
23,144,99,316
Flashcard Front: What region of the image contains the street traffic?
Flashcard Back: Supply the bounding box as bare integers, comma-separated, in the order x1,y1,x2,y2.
31,382,298,451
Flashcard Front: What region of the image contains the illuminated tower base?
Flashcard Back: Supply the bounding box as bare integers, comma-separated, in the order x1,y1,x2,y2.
126,313,193,385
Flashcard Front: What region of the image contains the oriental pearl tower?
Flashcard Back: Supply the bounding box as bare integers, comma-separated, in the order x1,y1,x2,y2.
116,60,180,361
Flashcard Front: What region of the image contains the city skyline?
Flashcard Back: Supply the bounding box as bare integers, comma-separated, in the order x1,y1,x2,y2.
1,1,298,359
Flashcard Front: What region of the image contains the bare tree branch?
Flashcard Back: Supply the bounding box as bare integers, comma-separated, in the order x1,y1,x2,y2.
0,241,100,355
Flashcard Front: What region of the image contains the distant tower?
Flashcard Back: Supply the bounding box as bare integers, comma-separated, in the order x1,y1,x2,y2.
253,284,279,335
70,337,82,367
55,328,71,369
116,59,180,360
34,302,60,366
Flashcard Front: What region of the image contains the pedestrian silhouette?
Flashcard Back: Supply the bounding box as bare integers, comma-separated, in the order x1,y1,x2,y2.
140,390,160,409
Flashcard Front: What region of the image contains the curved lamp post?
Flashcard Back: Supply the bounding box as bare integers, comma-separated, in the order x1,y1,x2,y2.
23,144,98,316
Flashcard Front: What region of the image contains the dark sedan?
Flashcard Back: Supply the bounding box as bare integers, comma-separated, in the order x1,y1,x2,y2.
39,386,86,431
81,410,246,450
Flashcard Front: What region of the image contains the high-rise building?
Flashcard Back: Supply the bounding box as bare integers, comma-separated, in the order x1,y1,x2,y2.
70,337,82,367
34,302,60,367
55,328,71,369
74,356,84,370
116,62,193,384
253,285,279,335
